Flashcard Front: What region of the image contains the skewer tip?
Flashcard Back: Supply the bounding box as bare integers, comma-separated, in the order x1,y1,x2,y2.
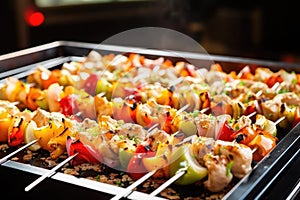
274,116,286,125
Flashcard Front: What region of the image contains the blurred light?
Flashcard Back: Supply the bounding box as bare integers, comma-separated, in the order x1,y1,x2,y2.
281,54,295,63
24,8,45,27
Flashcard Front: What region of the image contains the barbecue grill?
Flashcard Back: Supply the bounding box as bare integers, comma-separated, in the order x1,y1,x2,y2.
0,41,299,200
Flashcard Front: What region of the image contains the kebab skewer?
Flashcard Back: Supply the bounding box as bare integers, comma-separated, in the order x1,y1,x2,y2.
109,105,189,200
24,152,79,192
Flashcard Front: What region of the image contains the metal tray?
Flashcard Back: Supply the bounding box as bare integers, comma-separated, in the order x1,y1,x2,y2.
0,41,299,200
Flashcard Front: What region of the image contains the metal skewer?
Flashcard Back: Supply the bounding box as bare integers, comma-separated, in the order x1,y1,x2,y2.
110,125,164,200
273,116,286,126
255,82,280,97
109,125,164,200
149,167,187,197
178,104,190,114
25,152,79,192
200,107,210,114
11,101,20,106
147,123,159,133
247,111,257,119
271,82,280,91
110,169,156,200
0,139,38,165
171,104,190,124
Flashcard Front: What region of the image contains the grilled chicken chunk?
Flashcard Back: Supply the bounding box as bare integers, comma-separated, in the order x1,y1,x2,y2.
203,154,233,192
214,140,252,178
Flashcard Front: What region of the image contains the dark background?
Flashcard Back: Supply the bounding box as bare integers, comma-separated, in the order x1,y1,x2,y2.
1,0,300,63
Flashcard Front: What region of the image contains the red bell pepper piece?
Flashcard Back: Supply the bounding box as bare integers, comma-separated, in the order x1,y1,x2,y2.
244,104,256,117
266,75,283,88
82,73,99,96
124,88,142,102
8,116,26,147
59,95,79,116
127,144,155,180
216,122,235,141
67,136,102,166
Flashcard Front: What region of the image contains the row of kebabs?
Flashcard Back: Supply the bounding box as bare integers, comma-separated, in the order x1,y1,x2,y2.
0,99,255,192
0,51,300,193
1,51,300,127
0,51,299,138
